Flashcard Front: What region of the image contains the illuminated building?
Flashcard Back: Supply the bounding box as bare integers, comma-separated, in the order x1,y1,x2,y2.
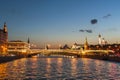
102,38,105,45
98,34,102,45
62,44,70,49
98,34,107,46
84,37,89,50
8,40,30,54
0,22,8,54
71,43,83,50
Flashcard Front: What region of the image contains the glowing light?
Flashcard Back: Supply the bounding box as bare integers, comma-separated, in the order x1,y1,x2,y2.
21,49,27,53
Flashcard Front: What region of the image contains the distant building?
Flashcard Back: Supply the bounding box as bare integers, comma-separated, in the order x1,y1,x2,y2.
27,37,30,49
98,34,102,45
0,22,8,54
71,43,83,50
45,44,51,50
8,40,30,54
59,44,62,49
45,45,49,50
98,34,107,46
62,44,70,49
84,37,89,50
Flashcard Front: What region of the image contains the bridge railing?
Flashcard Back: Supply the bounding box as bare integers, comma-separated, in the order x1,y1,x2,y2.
29,49,115,55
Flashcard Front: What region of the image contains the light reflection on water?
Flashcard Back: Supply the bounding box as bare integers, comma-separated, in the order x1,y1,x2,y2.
0,57,120,79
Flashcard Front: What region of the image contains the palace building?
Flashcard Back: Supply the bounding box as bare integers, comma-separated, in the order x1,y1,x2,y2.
8,40,30,54
0,22,8,54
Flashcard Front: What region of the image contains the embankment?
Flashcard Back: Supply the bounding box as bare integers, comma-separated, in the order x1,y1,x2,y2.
80,55,120,62
0,56,23,64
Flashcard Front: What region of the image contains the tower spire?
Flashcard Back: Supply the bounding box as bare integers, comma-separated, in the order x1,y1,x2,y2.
28,37,30,44
3,22,7,33
27,37,31,49
84,37,88,50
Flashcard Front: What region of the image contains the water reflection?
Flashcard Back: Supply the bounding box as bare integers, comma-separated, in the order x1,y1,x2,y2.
45,58,51,78
57,58,63,75
0,57,120,79
70,58,77,77
0,63,7,79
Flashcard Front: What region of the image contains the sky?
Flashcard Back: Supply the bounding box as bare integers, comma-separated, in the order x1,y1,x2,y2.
0,0,120,48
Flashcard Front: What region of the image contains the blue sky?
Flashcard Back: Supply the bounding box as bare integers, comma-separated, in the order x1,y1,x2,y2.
0,0,120,48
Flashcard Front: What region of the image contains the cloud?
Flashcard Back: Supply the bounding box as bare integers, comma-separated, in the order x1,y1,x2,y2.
103,14,111,18
79,29,84,32
85,30,92,33
79,29,93,33
91,19,98,24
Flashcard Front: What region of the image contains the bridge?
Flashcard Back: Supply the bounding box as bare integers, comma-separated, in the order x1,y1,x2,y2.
27,49,114,57
6,49,120,62
8,49,119,62
29,49,114,54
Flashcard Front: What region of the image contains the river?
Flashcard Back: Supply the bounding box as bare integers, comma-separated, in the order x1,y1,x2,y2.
0,56,120,80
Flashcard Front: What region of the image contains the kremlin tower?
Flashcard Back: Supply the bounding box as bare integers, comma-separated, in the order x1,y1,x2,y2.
84,37,89,50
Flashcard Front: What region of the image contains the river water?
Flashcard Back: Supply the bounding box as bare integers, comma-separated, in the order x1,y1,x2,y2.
0,56,120,80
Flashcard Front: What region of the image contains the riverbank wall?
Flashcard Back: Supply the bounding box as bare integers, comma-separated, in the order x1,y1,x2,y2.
43,51,120,62
0,56,23,64
79,55,120,62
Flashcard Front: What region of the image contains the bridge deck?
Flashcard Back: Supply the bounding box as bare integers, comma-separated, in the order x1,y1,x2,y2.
29,49,114,55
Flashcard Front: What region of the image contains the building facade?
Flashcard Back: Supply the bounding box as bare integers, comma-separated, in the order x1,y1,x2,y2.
0,23,8,54
8,40,30,55
98,34,107,46
71,43,83,50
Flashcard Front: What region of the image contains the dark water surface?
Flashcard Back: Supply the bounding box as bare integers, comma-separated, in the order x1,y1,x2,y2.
0,56,120,80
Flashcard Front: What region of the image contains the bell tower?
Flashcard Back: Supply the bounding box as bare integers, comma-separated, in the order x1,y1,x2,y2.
98,34,102,45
